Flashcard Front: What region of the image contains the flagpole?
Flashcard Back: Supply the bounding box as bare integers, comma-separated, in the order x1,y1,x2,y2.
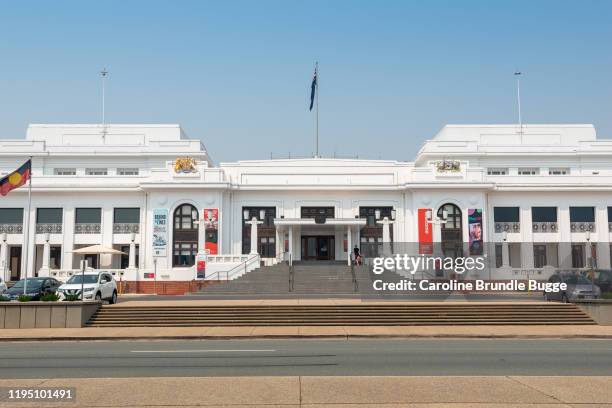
23,156,32,296
315,61,319,158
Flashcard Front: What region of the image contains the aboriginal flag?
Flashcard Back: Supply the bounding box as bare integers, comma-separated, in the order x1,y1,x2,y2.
0,160,31,196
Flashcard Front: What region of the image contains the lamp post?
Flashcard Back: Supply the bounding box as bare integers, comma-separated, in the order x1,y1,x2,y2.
0,232,7,283
128,232,136,269
244,210,265,255
585,230,591,269
41,232,51,273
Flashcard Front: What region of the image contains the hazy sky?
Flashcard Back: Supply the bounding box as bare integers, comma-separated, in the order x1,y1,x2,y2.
1,0,610,163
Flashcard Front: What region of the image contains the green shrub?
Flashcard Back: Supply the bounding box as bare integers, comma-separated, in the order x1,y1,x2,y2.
40,293,60,302
0,295,9,302
64,294,80,302
17,295,31,302
602,292,612,300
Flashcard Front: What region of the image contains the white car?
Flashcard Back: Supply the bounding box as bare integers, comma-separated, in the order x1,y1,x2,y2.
0,277,7,294
58,271,118,303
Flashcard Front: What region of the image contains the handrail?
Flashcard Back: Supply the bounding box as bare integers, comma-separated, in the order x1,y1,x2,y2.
351,261,358,292
204,255,259,281
288,253,294,292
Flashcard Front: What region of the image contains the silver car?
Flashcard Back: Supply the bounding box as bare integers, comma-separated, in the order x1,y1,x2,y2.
544,273,601,302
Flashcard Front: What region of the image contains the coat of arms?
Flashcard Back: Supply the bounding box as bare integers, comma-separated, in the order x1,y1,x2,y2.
174,157,197,173
434,160,461,173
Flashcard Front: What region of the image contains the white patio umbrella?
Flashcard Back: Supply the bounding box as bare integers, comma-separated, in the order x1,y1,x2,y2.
71,245,127,300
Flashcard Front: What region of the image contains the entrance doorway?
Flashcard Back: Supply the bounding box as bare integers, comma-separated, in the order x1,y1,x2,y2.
301,236,335,260
9,246,21,280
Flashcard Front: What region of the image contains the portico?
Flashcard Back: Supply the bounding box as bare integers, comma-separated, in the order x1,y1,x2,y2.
274,217,366,265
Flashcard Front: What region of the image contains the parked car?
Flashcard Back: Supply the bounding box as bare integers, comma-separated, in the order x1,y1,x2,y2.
57,271,117,303
584,269,612,293
4,277,62,301
544,273,601,302
0,277,7,294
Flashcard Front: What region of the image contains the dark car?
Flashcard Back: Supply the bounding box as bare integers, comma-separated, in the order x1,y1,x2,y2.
4,278,62,301
587,269,612,293
544,273,601,302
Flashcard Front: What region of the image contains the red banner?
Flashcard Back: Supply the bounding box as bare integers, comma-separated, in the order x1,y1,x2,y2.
203,208,219,255
418,208,433,254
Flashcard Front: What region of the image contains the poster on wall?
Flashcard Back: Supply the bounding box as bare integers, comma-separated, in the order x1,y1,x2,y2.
468,208,483,255
152,208,168,257
203,208,219,255
418,208,433,254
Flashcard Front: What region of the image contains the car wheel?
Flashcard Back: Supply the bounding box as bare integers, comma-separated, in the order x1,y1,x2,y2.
561,293,569,303
95,292,102,302
109,291,117,304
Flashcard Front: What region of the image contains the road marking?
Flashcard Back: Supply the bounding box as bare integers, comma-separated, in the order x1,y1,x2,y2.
130,349,276,353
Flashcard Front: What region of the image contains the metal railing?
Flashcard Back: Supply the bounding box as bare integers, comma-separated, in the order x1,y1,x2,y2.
570,222,595,232
36,223,62,234
0,223,23,234
74,223,101,234
532,222,558,233
350,262,358,292
288,253,294,292
204,255,259,281
494,222,521,233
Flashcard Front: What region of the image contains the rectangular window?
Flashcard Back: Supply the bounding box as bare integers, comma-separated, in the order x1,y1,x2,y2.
493,207,520,222
241,207,276,256
54,168,76,176
36,208,63,224
301,207,335,219
487,168,508,175
549,167,569,175
570,207,595,223
0,208,23,224
75,208,102,223
608,207,612,223
533,245,547,268
532,207,557,222
571,244,585,268
509,243,521,268
495,244,503,268
113,208,140,224
518,168,539,175
120,245,139,268
85,168,108,176
117,168,139,176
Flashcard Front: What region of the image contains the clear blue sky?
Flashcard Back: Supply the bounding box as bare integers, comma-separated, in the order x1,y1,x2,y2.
1,0,610,162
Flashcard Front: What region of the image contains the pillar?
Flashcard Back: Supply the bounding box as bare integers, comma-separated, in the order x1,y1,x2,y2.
42,240,50,270
0,239,8,282
250,217,258,255
288,226,294,265
347,225,352,266
502,240,509,267
129,241,136,269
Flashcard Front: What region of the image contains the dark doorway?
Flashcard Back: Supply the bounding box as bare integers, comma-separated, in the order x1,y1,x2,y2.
9,246,21,280
301,236,335,260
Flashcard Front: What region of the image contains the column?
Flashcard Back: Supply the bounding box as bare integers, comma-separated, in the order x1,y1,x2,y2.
288,226,294,265
0,238,8,282
347,225,352,266
250,217,258,255
41,239,50,270
128,241,136,269
502,240,509,267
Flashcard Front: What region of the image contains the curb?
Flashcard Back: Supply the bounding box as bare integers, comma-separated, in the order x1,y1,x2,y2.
2,333,612,341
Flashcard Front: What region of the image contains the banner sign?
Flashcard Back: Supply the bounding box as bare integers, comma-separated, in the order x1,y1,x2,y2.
468,208,483,255
203,208,219,255
196,252,207,279
152,208,168,257
418,208,433,254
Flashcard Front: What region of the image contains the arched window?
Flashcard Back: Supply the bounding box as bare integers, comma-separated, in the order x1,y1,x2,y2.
173,204,198,267
437,203,463,258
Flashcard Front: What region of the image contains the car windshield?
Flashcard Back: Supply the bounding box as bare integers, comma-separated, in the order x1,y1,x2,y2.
66,275,99,284
11,279,46,289
565,275,592,285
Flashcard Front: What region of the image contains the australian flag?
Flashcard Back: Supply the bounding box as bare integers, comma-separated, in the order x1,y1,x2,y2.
309,65,317,111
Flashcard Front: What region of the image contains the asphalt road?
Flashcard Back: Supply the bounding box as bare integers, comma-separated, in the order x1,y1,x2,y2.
1,339,612,378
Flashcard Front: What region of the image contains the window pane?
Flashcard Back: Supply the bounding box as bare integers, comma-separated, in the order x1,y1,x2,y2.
0,208,23,223
114,208,140,223
494,207,520,222
75,208,101,223
532,207,557,222
570,207,595,222
37,208,63,223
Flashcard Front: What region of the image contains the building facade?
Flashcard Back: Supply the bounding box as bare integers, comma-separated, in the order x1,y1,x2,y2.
1,123,610,293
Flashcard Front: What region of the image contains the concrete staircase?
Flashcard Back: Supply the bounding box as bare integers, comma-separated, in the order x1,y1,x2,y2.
292,261,356,294
198,263,290,295
87,303,596,327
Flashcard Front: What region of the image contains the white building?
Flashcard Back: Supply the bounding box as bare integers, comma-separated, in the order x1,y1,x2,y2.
1,123,610,293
